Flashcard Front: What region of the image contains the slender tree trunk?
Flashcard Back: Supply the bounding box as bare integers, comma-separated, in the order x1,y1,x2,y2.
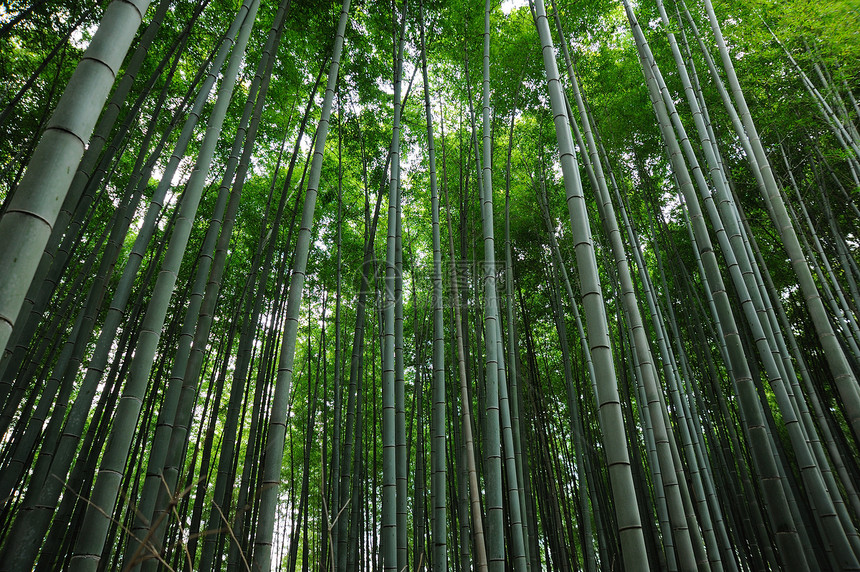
418,2,447,569
251,0,351,568
531,1,650,568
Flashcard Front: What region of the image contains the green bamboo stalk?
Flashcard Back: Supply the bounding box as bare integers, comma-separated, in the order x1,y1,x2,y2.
250,0,351,568
531,0,649,567
0,12,248,572
625,4,814,567
700,0,860,446
503,68,533,572
0,0,194,397
649,0,859,564
329,96,344,571
67,3,260,568
478,3,504,569
418,2,447,569
132,5,291,567
641,204,738,571
382,3,406,568
788,170,860,352
443,131,489,572
536,174,602,571
0,38,189,497
0,0,152,362
553,6,702,569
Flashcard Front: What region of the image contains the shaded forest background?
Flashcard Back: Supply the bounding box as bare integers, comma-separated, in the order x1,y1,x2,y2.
0,0,859,570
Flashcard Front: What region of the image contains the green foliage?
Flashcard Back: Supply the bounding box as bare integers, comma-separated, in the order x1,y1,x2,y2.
2,0,860,569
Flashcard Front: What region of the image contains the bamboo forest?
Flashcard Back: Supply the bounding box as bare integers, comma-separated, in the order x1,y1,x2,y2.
2,0,860,569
